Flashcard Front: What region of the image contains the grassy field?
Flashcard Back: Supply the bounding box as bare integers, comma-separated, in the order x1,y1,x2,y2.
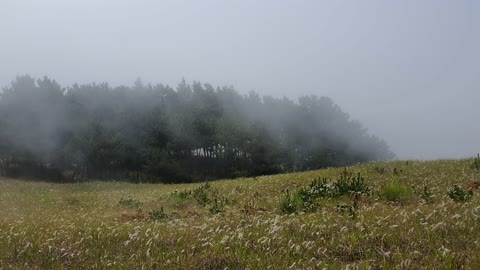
1,159,480,269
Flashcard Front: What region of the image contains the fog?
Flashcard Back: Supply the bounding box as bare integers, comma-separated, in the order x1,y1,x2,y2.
1,0,479,160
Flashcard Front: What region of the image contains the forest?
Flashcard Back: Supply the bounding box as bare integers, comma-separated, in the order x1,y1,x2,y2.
0,75,394,183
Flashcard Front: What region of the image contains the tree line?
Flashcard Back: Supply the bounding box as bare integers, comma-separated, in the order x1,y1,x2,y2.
0,75,394,183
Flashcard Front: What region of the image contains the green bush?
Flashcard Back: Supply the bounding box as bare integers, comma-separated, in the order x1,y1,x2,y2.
148,207,169,221
169,189,192,206
471,154,480,170
280,171,371,214
305,177,336,197
296,177,332,212
447,185,473,202
279,189,302,214
374,166,386,174
209,198,226,215
118,197,143,209
337,203,356,218
381,182,413,202
421,185,433,203
193,183,211,207
334,170,371,196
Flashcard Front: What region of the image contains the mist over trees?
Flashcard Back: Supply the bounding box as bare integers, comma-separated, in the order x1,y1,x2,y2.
0,75,394,183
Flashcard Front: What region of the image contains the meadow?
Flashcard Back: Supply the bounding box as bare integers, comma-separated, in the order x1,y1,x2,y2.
1,159,480,269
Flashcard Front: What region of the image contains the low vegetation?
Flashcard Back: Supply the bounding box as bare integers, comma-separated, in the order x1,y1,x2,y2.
1,159,480,268
471,153,480,170
447,185,473,203
381,181,414,202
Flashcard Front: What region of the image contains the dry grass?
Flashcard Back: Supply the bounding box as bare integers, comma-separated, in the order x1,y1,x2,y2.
1,159,480,269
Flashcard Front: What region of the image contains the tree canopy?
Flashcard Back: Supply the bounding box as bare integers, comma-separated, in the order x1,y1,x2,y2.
0,75,394,183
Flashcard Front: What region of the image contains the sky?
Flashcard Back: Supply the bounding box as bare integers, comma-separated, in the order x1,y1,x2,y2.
1,0,479,160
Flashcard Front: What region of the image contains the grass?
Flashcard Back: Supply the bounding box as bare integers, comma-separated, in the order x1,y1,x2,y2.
1,159,480,268
381,181,414,202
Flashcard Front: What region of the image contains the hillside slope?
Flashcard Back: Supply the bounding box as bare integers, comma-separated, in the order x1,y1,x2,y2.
1,159,480,269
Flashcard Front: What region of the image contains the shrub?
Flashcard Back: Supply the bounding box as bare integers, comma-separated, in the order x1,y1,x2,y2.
381,182,413,202
278,170,371,214
118,197,143,209
421,185,433,203
280,171,371,214
306,177,336,197
337,203,356,218
471,154,480,170
448,185,473,202
296,177,332,212
209,198,225,215
193,183,211,207
169,189,192,206
148,207,169,220
374,166,386,174
334,170,371,196
279,189,302,214
296,188,320,212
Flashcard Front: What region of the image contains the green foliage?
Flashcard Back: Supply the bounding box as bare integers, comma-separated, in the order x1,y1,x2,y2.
381,182,414,202
0,75,394,183
169,189,192,206
193,183,212,207
295,190,319,212
337,203,356,218
148,207,169,221
304,177,336,197
470,154,480,170
209,198,226,215
177,189,192,200
279,189,303,214
374,166,386,174
118,197,143,209
447,185,473,202
296,178,331,212
280,170,371,213
334,169,371,196
421,185,433,203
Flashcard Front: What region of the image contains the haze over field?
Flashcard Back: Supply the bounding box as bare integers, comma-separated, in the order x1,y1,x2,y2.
1,0,479,160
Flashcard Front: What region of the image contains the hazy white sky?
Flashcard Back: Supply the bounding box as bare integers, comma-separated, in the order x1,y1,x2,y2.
1,0,479,160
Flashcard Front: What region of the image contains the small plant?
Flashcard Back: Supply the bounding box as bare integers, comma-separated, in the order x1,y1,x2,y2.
148,207,169,221
374,166,386,174
309,177,336,197
337,203,356,218
193,183,211,207
234,185,245,193
296,177,334,211
118,197,143,209
470,154,480,170
209,198,225,215
447,185,473,202
334,170,371,196
421,185,433,203
296,188,320,212
279,189,302,214
177,189,191,199
169,189,192,206
381,182,413,202
279,171,371,214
